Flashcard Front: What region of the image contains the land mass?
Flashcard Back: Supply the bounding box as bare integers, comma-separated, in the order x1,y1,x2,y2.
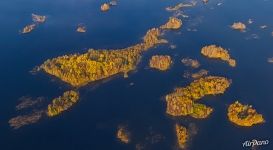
21,24,36,34
37,18,181,87
9,110,44,129
201,45,236,67
149,55,172,71
228,101,264,127
231,22,246,31
47,90,79,117
175,124,188,149
116,126,130,144
166,76,231,118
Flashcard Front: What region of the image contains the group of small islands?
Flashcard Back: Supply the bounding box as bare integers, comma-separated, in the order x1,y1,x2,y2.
20,2,273,38
12,1,270,149
21,14,46,34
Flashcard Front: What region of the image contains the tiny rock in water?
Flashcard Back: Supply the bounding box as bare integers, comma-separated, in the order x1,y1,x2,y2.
231,22,246,31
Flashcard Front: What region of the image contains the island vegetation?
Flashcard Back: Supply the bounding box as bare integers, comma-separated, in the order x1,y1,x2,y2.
101,3,110,12
231,22,246,31
160,17,182,30
9,110,44,129
228,101,265,127
21,24,36,34
21,13,46,34
175,124,188,149
149,55,172,71
77,24,87,33
47,90,79,117
166,76,231,118
37,18,181,87
117,126,130,144
101,0,118,12
201,45,236,67
181,58,200,68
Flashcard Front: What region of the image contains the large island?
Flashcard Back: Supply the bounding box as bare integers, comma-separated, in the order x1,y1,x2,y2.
166,76,231,118
38,18,182,87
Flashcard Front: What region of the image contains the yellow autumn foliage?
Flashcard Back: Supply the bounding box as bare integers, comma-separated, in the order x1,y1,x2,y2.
21,24,36,34
38,24,171,87
228,101,264,127
101,3,110,12
175,124,188,149
149,55,172,71
231,22,246,31
201,45,236,67
47,90,79,117
116,126,130,144
166,76,231,118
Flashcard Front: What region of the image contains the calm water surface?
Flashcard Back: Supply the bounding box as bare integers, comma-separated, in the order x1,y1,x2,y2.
0,0,273,150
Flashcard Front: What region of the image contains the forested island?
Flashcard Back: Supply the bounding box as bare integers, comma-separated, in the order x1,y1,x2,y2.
47,90,79,117
201,45,236,67
160,17,182,30
175,124,188,149
165,76,231,118
149,55,172,71
228,101,264,127
37,18,181,87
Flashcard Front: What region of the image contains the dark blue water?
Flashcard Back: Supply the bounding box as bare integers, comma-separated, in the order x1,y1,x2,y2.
0,0,273,149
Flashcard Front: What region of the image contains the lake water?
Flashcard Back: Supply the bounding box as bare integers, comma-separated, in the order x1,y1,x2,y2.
0,0,273,150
